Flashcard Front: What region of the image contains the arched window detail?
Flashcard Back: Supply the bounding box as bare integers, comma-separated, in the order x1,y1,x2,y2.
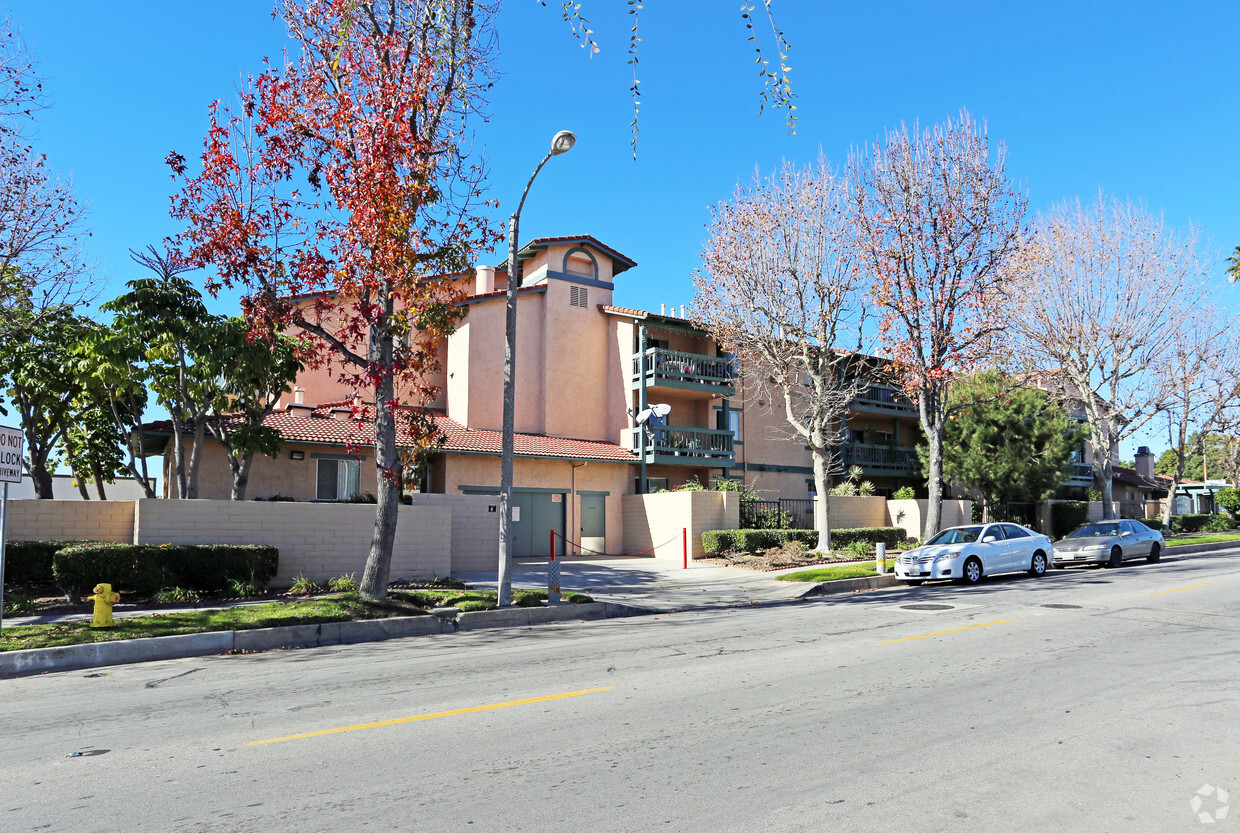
562,247,599,281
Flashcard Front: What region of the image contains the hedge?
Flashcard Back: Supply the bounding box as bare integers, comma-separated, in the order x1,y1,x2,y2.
701,527,906,555
2,540,86,587
1169,513,1233,535
1051,502,1089,539
1138,518,1164,531
52,543,279,598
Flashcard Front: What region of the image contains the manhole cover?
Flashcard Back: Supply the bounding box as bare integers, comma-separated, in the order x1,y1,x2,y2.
1041,603,1081,609
900,603,954,611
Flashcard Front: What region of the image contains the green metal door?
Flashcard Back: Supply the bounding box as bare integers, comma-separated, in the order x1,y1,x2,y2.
513,491,565,558
580,494,605,555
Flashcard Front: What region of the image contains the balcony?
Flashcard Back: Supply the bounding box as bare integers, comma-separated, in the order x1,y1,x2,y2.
842,443,918,475
632,425,735,467
1067,463,1094,487
850,384,916,415
632,348,735,397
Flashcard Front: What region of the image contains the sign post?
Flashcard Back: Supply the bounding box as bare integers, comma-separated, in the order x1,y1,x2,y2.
0,424,25,633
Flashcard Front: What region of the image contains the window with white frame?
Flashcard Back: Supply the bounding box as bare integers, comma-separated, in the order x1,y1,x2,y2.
317,458,362,501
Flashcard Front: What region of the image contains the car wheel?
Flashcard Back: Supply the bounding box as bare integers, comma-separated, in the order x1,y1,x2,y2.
1106,546,1123,568
1147,543,1161,564
1028,551,1048,577
961,556,983,585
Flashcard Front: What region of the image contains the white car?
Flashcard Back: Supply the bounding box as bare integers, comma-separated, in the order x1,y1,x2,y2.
895,522,1054,586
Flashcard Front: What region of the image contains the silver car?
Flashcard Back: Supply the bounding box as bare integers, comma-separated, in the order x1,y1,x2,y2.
1052,520,1165,568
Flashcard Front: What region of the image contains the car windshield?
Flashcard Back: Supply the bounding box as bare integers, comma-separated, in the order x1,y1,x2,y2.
1068,523,1120,538
925,526,982,545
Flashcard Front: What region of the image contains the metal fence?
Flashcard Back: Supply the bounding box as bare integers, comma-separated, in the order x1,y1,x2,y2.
739,498,815,529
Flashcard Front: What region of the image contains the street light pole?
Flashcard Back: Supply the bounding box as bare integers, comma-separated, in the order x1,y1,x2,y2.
498,130,576,606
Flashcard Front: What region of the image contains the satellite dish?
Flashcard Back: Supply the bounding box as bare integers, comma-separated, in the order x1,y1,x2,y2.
650,403,671,424
635,408,653,425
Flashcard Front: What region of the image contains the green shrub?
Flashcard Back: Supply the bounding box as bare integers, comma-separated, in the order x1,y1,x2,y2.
3,592,36,615
846,540,871,558
701,530,739,555
1216,487,1240,521
52,543,280,599
1139,518,1164,531
343,491,378,503
455,599,498,612
226,578,263,598
4,540,86,587
288,574,322,595
1051,502,1089,539
1169,514,1221,535
892,486,916,500
155,587,202,604
1201,514,1233,533
326,573,360,592
701,526,906,554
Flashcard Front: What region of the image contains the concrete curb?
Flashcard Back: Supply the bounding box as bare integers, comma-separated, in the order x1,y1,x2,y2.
0,601,647,680
795,574,901,598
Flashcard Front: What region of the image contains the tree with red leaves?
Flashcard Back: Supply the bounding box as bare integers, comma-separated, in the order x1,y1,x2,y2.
851,110,1026,538
170,0,498,599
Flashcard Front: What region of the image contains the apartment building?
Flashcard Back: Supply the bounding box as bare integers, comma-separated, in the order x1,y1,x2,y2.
145,235,925,556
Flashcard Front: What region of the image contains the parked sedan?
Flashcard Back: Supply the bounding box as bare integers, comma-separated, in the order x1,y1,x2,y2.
1052,520,1165,568
895,522,1054,586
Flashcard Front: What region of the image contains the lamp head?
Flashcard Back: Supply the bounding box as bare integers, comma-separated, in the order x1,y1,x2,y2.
550,130,577,156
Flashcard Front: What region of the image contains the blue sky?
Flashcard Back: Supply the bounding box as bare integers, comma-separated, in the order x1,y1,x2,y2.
7,0,1240,456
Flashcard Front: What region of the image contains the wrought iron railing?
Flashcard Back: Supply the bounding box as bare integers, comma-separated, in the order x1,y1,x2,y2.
853,384,915,412
632,425,734,462
633,348,735,389
842,443,918,470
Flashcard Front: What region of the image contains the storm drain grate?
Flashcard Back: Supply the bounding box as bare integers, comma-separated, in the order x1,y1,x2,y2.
900,604,955,611
1041,603,1082,609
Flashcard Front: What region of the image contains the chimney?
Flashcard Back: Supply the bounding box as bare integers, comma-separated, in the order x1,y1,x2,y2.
660,303,666,315
1135,446,1154,480
330,407,352,421
680,304,686,318
476,263,496,295
293,385,305,404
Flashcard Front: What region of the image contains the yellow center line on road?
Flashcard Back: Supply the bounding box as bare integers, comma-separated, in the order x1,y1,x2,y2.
247,685,616,747
1148,583,1210,596
878,619,1016,645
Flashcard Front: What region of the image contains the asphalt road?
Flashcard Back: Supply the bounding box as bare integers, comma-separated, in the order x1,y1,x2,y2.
3,550,1238,832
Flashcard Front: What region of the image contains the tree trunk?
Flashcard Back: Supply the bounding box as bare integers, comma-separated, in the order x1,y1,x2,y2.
980,495,992,524
231,453,254,501
186,421,207,499
72,467,91,499
360,325,401,601
923,420,945,538
30,459,54,499
810,443,832,554
91,461,108,500
170,411,187,498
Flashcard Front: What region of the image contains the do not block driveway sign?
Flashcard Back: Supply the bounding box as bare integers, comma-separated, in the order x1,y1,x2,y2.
0,424,21,483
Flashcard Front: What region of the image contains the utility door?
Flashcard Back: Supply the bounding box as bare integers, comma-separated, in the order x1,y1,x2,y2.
580,494,606,555
513,491,566,558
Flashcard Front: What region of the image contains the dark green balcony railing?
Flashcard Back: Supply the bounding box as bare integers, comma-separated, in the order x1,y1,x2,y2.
1068,463,1094,485
842,443,918,473
632,348,735,394
632,425,734,466
852,384,916,413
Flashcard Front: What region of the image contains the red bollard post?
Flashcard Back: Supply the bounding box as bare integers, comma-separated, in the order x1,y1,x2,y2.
683,527,688,570
548,530,560,605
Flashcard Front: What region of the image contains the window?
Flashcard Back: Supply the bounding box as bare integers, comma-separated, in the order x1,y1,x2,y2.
636,477,669,493
717,410,741,441
317,458,362,501
569,285,589,308
1000,524,1030,539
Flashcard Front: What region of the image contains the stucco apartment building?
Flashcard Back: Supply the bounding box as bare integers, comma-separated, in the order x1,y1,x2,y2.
149,236,924,556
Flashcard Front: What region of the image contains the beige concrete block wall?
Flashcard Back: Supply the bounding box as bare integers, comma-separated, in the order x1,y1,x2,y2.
406,493,498,572
132,499,451,586
622,491,739,561
6,500,135,543
819,496,887,529
884,499,972,543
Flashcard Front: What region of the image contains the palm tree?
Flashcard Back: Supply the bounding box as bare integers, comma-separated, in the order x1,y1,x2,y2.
1227,246,1240,283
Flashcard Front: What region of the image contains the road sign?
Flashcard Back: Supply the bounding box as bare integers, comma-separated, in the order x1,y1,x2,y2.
0,424,22,483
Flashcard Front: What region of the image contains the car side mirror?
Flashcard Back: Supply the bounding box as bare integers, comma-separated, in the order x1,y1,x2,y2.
1120,530,1131,537
982,535,997,543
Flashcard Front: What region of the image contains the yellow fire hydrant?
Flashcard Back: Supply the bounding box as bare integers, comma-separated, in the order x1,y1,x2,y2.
89,583,120,628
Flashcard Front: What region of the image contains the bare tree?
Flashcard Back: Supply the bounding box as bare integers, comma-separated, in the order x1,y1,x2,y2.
1156,306,1240,525
0,17,94,329
694,156,866,553
850,109,1026,537
1005,192,1210,519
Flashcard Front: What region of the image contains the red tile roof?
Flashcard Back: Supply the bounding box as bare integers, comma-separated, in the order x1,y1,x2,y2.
142,402,639,463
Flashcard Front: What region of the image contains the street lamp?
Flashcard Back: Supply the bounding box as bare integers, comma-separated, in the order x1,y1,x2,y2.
498,130,576,606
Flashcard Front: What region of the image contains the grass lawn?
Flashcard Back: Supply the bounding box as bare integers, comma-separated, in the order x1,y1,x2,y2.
1167,532,1240,548
0,588,593,653
775,559,898,583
